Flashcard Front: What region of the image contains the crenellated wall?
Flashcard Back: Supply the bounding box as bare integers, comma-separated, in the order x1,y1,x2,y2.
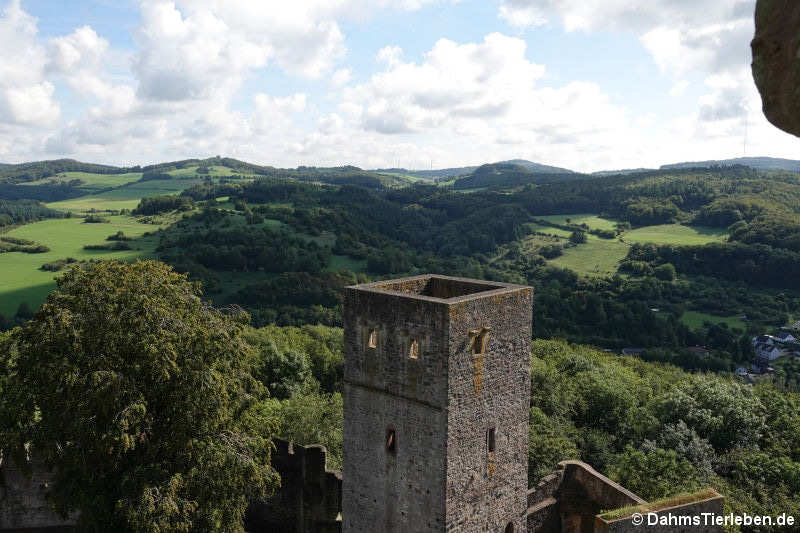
245,438,342,533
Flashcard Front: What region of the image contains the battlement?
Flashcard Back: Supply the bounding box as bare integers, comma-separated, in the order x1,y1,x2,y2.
358,274,513,302
245,438,342,533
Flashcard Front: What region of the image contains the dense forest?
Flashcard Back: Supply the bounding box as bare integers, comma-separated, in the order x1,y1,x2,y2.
110,168,794,378
0,199,65,226
4,156,800,530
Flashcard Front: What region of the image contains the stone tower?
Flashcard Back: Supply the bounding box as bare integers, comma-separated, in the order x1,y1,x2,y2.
342,275,532,533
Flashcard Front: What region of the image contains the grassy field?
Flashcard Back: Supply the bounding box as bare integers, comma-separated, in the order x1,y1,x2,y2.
528,217,729,278
22,171,143,191
376,172,425,183
0,216,164,317
622,225,728,245
47,178,206,213
535,214,618,231
680,311,746,331
168,165,243,178
549,239,631,277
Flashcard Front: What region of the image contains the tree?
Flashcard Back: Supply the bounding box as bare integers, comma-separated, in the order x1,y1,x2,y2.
275,381,344,470
610,446,702,500
3,260,278,532
248,336,312,400
569,230,587,244
653,263,677,281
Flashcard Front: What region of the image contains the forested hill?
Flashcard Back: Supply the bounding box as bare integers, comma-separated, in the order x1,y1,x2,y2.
0,159,123,183
451,162,585,189
500,158,575,174
661,156,800,173
372,158,575,181
372,165,479,179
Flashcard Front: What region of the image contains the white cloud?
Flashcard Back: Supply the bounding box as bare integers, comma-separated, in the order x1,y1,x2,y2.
48,25,108,73
1,0,798,172
331,68,352,87
670,80,690,97
497,0,754,76
252,92,307,132
376,45,404,67
0,82,60,126
0,0,59,125
347,33,547,134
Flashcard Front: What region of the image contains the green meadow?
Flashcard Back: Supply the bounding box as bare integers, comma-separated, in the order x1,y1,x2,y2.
679,311,746,331
549,238,631,277
168,165,242,178
535,213,618,231
47,178,205,213
529,215,730,278
0,216,163,317
622,224,728,245
22,171,143,191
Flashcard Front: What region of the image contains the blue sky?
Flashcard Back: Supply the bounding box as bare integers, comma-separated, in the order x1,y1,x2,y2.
0,0,797,172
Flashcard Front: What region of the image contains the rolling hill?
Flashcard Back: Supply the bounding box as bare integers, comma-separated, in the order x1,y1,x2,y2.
661,156,800,173
451,162,584,189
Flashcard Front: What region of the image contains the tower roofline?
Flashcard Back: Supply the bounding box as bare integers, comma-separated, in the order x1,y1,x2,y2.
346,274,530,305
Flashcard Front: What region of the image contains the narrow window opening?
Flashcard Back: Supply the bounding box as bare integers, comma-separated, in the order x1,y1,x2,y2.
367,329,378,349
385,427,396,454
487,428,496,453
470,326,492,355
408,338,419,359
504,523,514,533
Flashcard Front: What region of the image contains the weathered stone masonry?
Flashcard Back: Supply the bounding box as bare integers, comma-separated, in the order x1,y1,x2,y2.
342,275,532,533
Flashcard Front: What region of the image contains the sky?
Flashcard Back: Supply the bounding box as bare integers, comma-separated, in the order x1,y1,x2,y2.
0,0,798,172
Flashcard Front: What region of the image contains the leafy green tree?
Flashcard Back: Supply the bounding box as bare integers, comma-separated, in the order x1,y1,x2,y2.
275,381,343,470
247,336,312,400
245,325,344,393
569,230,587,244
2,260,278,532
653,263,677,281
528,407,580,483
610,446,702,500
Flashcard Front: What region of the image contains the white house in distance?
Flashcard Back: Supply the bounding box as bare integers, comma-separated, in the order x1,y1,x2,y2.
752,335,785,361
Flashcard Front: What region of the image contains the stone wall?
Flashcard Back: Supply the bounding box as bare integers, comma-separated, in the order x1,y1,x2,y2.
245,438,342,533
526,461,645,533
445,286,532,532
526,472,564,533
342,280,451,532
594,491,725,533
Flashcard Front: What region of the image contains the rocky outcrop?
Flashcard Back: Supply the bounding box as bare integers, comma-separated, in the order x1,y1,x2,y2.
752,0,800,137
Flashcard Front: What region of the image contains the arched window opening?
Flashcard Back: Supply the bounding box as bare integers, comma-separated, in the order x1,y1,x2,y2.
367,328,378,349
409,338,419,359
